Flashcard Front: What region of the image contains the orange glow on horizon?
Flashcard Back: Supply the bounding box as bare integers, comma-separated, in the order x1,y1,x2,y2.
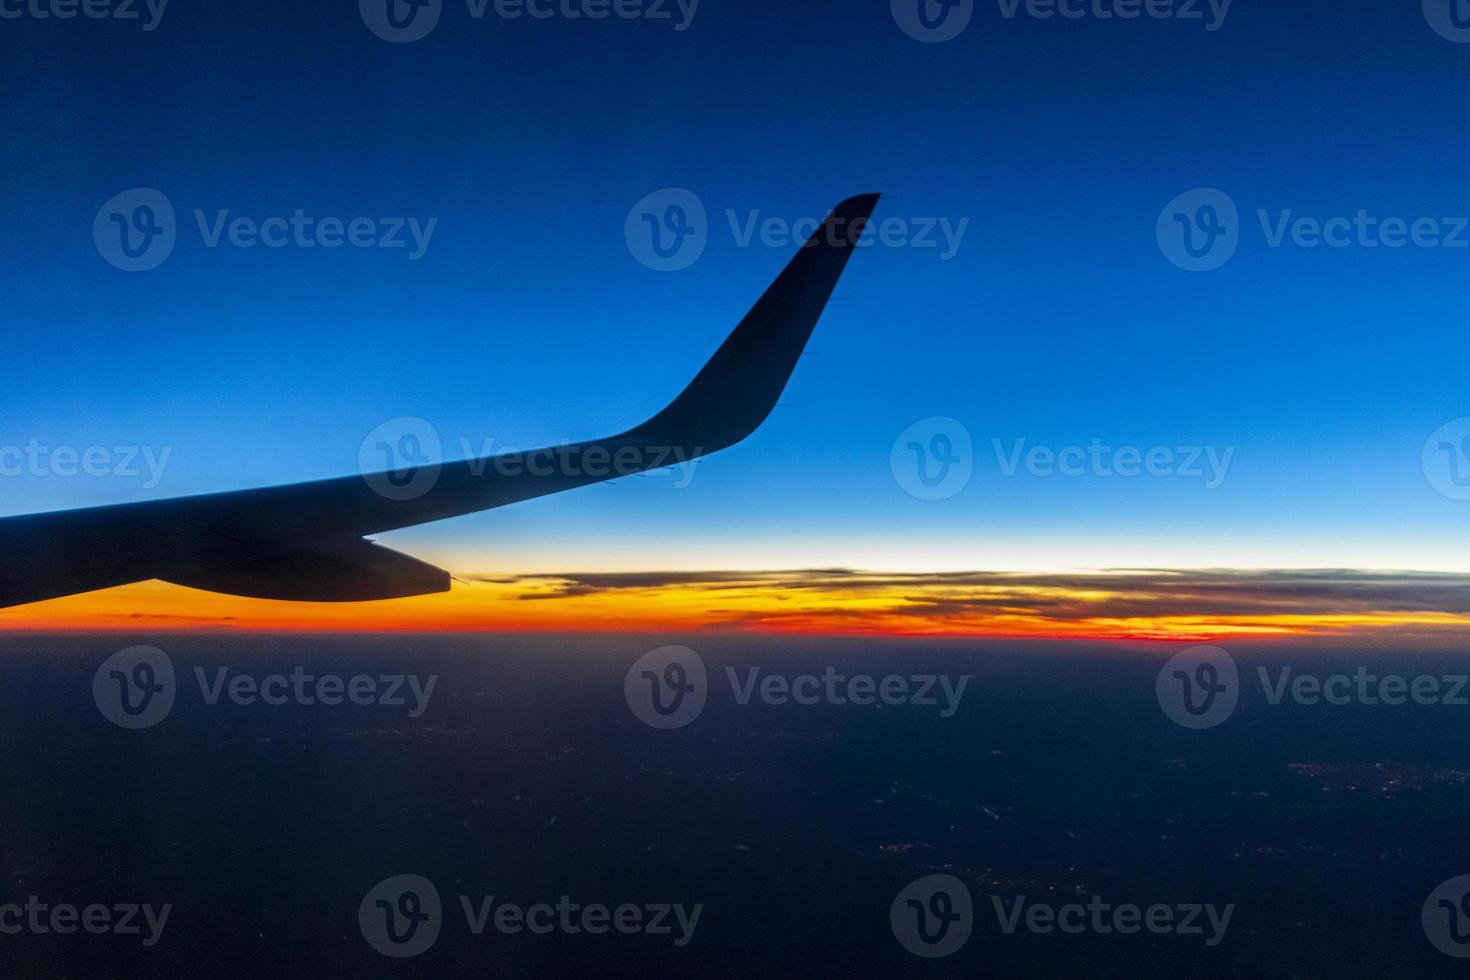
2,570,1469,642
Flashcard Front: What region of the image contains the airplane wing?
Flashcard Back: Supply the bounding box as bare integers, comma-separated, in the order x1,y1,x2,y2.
0,194,880,608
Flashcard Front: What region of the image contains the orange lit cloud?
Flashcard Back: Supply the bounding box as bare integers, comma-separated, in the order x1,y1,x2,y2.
4,568,1470,640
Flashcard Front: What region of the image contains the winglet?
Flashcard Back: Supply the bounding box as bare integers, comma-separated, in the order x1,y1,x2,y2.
622,193,880,454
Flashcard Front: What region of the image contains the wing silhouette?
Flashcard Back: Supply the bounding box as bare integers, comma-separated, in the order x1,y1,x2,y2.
0,194,880,608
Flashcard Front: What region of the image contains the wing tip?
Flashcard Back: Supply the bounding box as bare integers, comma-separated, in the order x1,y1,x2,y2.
835,193,882,220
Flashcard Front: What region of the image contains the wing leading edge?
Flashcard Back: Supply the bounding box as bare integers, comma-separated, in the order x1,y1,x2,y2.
0,193,880,608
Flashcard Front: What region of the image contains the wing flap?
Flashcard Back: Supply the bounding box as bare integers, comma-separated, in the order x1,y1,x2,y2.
162,540,450,602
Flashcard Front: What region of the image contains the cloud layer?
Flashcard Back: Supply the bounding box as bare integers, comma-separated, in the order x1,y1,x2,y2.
8,568,1470,639
475,568,1470,639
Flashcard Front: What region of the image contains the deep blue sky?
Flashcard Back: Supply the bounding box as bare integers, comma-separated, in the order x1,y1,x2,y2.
6,0,1470,573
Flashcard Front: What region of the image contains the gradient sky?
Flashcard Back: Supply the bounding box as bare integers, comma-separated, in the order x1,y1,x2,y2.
6,1,1470,632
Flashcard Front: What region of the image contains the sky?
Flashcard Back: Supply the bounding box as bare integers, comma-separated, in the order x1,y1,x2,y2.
6,0,1470,635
